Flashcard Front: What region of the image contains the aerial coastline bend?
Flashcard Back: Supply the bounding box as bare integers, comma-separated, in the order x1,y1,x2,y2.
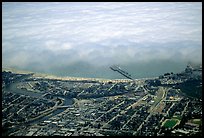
2,67,157,83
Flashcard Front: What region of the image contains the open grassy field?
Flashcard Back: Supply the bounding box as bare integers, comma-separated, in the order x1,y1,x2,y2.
163,119,179,128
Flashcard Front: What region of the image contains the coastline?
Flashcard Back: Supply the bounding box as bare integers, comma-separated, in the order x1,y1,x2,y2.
2,67,157,82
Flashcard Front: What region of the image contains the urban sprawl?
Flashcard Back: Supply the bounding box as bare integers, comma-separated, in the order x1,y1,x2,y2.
2,65,202,136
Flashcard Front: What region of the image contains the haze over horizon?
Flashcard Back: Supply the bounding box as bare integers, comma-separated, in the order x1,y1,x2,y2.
2,2,202,79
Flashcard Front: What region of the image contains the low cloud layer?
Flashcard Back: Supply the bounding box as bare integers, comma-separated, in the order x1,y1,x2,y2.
2,2,202,79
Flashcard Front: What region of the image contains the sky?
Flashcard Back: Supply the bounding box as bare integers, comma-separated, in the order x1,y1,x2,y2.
2,2,202,79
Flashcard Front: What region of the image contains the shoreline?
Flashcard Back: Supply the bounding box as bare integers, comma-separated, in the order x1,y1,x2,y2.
2,67,158,82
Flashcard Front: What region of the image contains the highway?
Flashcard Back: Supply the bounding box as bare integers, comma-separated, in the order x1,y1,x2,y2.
133,86,167,135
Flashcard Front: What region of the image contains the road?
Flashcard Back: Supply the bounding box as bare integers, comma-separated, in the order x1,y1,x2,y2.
102,93,148,129
133,86,167,135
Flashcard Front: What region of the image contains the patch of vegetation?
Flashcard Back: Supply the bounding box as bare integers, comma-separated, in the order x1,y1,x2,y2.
176,79,202,99
163,119,179,128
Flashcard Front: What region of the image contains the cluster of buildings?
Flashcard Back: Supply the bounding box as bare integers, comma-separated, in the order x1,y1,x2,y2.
2,65,202,136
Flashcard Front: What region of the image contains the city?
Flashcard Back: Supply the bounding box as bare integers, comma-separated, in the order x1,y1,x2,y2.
2,65,202,136
2,2,202,137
